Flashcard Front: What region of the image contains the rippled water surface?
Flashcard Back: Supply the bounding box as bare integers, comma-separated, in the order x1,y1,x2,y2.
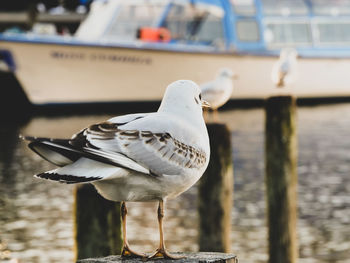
1,104,350,263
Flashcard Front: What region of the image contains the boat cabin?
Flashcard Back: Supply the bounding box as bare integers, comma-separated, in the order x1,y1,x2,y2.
75,0,350,56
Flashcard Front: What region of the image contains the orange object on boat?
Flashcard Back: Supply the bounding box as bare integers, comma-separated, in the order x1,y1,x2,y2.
137,27,171,43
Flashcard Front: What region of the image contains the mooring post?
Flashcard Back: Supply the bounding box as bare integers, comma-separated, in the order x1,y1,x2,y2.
198,123,233,253
74,184,123,260
264,96,298,263
77,252,238,263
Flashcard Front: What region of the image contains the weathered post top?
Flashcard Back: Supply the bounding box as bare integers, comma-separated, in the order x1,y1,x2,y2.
77,252,238,263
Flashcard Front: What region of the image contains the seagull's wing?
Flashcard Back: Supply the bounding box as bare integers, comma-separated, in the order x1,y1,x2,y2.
23,112,207,179
200,80,226,108
200,80,214,93
201,85,225,97
23,113,150,174
272,60,285,85
78,113,208,176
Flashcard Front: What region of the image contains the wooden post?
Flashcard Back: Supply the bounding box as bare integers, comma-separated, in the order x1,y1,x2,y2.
74,184,123,260
76,252,238,263
264,96,298,263
198,123,233,253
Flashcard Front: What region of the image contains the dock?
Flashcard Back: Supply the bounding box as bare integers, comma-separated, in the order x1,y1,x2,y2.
0,11,85,33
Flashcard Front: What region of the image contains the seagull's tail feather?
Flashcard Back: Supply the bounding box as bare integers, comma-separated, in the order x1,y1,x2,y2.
20,135,150,175
35,171,103,184
21,136,80,167
35,158,123,184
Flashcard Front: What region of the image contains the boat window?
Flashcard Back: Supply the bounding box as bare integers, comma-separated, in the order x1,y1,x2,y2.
163,4,224,46
315,21,350,44
195,14,224,44
231,0,256,16
262,0,308,16
310,0,350,15
236,20,259,42
264,21,311,46
105,3,165,40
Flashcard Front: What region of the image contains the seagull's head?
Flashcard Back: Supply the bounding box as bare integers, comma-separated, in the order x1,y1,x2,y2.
158,80,210,117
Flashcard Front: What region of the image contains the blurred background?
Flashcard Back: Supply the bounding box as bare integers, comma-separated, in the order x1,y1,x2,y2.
0,0,90,34
1,0,350,262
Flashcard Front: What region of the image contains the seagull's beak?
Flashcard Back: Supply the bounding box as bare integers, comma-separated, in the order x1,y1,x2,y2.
201,100,211,108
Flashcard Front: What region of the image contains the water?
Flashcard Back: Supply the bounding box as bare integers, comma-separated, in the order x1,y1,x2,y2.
1,104,350,263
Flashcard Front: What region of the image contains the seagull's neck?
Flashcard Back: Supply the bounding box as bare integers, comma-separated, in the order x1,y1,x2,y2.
158,102,205,130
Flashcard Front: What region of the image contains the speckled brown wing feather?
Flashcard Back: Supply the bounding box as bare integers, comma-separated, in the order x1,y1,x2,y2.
73,117,207,176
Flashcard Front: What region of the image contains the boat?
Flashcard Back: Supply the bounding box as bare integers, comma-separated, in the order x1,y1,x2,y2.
1,0,350,105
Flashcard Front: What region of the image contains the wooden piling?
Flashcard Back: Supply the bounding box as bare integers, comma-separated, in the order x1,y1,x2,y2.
198,123,233,253
74,184,123,260
264,96,298,263
76,252,238,263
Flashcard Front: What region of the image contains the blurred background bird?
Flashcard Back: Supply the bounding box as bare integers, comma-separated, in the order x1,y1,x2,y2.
271,48,298,88
200,67,235,122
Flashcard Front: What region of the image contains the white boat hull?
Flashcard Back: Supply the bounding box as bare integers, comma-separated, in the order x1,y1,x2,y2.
1,41,350,104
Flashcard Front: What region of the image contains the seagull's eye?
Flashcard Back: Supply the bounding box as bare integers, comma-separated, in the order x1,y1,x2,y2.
199,94,202,100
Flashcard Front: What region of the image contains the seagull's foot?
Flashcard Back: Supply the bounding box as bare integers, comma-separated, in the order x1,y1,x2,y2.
121,244,145,258
147,247,184,260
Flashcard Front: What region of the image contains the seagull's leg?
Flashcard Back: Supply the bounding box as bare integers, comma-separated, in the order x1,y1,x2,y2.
148,200,184,259
120,202,145,258
277,71,286,87
203,109,208,122
213,109,219,122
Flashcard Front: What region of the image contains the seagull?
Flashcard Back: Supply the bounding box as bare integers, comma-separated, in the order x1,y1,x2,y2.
271,48,298,88
21,80,210,259
200,68,235,121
